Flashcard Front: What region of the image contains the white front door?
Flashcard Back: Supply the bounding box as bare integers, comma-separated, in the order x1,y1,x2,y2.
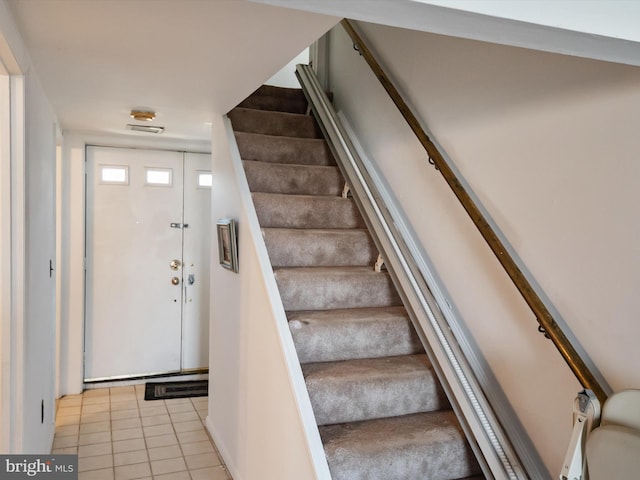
84,146,210,381
181,152,211,371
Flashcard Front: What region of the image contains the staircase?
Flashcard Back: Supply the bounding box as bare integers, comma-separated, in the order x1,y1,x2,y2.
229,84,483,480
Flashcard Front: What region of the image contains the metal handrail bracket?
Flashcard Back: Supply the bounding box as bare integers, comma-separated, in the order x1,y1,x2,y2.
297,63,528,480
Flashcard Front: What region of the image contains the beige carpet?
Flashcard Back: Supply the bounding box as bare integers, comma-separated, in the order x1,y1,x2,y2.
229,84,483,480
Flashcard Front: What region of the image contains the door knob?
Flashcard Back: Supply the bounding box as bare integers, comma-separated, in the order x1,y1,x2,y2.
171,277,180,285
170,259,182,270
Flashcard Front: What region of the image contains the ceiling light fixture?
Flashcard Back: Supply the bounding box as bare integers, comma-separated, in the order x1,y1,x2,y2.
129,109,156,121
127,124,164,134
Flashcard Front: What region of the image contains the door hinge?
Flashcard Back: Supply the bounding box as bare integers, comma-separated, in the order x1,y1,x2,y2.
170,223,189,229
49,259,54,278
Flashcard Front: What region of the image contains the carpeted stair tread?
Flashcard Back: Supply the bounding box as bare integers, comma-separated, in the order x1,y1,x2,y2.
288,306,423,363
229,107,323,138
319,411,481,480
303,354,449,426
235,132,335,166
232,85,482,480
274,266,402,311
252,192,365,229
263,228,377,268
243,160,343,196
237,85,308,114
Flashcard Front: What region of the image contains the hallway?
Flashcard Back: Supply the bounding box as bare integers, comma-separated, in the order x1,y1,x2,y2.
51,385,231,480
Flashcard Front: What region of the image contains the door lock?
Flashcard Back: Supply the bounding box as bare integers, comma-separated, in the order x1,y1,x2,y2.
171,276,180,285
170,259,182,270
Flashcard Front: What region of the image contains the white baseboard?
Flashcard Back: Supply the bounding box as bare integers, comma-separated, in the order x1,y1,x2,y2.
206,415,243,480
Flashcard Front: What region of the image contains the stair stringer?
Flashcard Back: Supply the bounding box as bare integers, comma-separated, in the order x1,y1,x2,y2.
296,63,533,478
207,114,332,480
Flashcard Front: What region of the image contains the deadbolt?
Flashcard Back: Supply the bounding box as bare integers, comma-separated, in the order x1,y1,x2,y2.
170,259,182,270
171,276,180,285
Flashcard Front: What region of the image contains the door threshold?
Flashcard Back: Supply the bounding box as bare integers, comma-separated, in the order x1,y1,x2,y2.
84,368,209,390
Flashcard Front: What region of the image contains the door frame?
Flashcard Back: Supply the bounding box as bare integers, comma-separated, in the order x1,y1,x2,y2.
59,135,211,397
80,144,213,383
0,50,26,452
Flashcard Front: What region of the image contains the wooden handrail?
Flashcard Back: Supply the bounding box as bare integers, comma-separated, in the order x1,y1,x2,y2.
340,19,609,405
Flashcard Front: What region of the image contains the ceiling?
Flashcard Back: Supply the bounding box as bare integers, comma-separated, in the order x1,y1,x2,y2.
255,0,640,68
8,0,638,146
6,0,338,144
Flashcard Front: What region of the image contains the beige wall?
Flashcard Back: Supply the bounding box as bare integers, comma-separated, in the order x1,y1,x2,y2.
0,0,60,453
207,116,330,480
328,21,640,474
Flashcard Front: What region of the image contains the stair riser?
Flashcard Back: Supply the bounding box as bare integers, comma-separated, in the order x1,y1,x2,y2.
244,161,343,196
289,311,423,363
326,437,478,480
263,229,377,268
275,269,402,311
229,107,322,138
253,193,365,230
238,95,307,114
304,357,449,425
237,85,308,114
320,412,481,480
235,132,335,166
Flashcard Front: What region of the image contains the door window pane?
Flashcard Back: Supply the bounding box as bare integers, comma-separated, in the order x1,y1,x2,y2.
197,171,212,188
145,168,173,187
99,165,128,185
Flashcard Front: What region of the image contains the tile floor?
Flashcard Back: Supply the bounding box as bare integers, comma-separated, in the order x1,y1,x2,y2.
51,384,232,480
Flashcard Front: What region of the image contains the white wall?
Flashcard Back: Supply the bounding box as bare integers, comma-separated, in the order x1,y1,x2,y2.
207,115,331,480
327,21,640,474
266,48,310,88
0,70,11,454
0,0,59,453
22,67,57,454
57,135,84,396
